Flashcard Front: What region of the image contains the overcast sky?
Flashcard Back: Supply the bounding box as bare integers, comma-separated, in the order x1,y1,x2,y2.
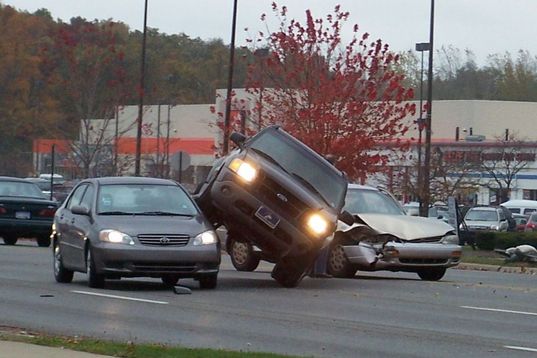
2,0,536,65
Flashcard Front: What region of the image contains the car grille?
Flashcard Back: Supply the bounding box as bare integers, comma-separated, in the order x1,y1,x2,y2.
399,258,449,265
409,236,444,243
137,234,190,246
130,262,197,272
257,174,308,219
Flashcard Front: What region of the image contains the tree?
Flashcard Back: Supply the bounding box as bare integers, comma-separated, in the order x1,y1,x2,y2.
244,4,415,180
479,135,537,204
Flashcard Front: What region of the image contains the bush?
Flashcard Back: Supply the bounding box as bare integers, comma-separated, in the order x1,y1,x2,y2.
471,231,537,250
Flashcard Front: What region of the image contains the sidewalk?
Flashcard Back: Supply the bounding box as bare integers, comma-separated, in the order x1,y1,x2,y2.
0,341,111,358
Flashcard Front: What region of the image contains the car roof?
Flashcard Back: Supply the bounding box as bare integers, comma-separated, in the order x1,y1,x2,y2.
469,206,498,211
0,176,36,183
501,199,537,207
85,176,178,186
347,183,378,191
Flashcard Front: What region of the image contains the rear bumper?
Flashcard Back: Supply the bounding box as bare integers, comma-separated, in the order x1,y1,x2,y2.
0,218,52,237
344,242,462,270
92,242,220,278
210,176,323,258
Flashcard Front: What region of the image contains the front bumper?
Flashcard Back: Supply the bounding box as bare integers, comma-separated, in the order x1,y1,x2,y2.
92,242,220,278
0,218,53,237
210,176,323,258
344,241,462,270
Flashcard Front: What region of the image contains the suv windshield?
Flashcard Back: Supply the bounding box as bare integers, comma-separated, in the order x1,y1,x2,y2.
344,188,406,215
248,129,346,209
466,209,498,221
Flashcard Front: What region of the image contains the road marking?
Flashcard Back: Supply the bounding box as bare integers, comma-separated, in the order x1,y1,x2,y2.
461,305,537,317
71,290,168,305
505,346,537,353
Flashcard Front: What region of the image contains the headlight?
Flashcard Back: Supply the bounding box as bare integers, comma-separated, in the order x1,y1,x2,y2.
99,230,135,245
192,230,218,245
229,158,257,183
490,225,500,231
441,234,459,245
307,213,329,236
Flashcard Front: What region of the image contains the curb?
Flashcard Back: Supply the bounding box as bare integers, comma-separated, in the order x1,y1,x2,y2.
455,262,537,274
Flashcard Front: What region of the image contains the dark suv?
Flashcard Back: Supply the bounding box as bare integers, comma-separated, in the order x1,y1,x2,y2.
195,126,349,287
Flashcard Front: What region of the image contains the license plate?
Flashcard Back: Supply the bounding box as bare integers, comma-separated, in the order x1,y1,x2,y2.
255,206,280,229
15,211,31,219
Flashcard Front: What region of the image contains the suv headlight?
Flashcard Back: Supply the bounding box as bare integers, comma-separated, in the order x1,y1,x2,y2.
441,234,459,245
99,229,135,245
192,230,218,245
229,158,257,183
307,213,329,236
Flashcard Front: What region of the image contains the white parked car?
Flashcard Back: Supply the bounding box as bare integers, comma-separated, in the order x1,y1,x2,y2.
461,206,509,232
327,184,462,281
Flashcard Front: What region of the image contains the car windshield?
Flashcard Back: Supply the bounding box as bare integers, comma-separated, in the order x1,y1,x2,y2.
344,188,406,215
34,181,52,191
97,184,198,216
465,209,498,221
248,129,346,209
0,181,46,198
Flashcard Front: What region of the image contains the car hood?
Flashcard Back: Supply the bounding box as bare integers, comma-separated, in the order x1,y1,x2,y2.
464,220,496,228
357,213,455,241
95,214,211,237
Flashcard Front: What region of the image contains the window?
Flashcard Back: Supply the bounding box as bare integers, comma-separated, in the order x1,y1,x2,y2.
66,184,88,210
79,185,94,210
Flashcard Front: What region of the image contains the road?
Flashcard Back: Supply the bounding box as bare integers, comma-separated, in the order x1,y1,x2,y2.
1,241,536,357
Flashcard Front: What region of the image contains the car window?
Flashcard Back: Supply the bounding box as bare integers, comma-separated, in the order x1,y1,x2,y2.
97,184,198,215
0,180,46,199
465,209,498,222
524,208,536,215
499,210,506,220
344,188,406,215
508,208,520,214
79,184,94,210
66,184,88,210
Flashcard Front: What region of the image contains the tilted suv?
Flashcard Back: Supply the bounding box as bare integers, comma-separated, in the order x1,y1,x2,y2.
195,126,349,287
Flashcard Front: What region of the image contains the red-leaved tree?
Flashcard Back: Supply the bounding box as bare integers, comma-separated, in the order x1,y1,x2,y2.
244,3,415,181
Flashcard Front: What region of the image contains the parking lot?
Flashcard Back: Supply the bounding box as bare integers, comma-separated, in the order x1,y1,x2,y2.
1,242,537,357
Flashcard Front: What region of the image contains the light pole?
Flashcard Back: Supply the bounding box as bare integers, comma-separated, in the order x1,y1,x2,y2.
222,0,238,155
421,0,435,217
415,42,430,213
135,0,148,176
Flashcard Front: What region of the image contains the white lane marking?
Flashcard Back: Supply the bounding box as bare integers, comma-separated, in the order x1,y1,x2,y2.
461,305,537,317
505,346,537,353
71,290,168,305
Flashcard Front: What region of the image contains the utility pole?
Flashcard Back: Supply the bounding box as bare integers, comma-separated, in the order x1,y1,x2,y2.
135,0,148,176
222,0,238,155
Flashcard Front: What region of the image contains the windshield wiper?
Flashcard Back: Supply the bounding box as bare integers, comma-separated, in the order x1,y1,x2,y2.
138,211,194,217
99,211,138,215
290,172,331,207
250,148,290,175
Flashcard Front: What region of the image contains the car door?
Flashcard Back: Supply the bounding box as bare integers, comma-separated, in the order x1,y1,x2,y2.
70,183,95,269
60,184,88,269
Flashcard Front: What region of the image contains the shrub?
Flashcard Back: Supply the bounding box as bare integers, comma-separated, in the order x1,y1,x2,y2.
471,231,537,250
474,231,496,250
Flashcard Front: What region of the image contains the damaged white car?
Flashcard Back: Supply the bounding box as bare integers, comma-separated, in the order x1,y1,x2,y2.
327,184,462,281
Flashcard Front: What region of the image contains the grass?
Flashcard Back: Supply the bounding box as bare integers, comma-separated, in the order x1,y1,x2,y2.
460,245,537,268
0,327,297,358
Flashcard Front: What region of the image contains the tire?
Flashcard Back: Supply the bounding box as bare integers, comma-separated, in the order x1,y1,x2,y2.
2,235,18,245
327,238,358,278
37,235,51,247
53,243,73,283
161,275,180,287
199,274,217,289
228,239,260,272
271,252,315,288
417,267,447,281
86,247,105,288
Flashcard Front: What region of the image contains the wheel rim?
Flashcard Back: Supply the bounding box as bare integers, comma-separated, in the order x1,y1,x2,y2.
54,245,61,275
329,245,346,272
232,242,249,265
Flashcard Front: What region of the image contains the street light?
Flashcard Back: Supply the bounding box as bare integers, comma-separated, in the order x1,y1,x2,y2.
222,0,238,155
421,0,435,217
415,41,430,213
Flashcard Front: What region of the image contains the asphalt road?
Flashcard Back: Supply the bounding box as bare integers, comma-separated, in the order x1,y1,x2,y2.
1,241,536,357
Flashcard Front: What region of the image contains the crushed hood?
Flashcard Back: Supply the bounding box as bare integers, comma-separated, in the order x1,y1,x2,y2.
357,213,454,241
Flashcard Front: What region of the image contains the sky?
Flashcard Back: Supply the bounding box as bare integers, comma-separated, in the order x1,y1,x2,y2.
2,0,536,65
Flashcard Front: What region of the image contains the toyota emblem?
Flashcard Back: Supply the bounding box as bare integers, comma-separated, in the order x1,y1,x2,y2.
160,236,170,245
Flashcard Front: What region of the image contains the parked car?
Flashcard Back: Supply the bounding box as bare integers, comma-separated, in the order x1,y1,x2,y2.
52,176,220,289
24,177,53,199
500,199,537,216
461,206,509,232
194,126,351,287
0,176,58,246
524,212,537,231
326,184,461,281
513,213,529,232
52,180,78,203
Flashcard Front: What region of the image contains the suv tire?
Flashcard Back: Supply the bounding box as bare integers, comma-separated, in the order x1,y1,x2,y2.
228,238,260,272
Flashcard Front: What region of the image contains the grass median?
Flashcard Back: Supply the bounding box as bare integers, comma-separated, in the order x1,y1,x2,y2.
0,327,297,358
460,245,537,268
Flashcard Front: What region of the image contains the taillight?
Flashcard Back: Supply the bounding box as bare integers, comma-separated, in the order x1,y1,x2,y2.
526,223,536,231
38,208,56,217
0,207,6,214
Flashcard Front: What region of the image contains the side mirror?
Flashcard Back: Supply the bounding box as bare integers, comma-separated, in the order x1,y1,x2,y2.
230,132,246,148
338,210,355,225
71,205,90,216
